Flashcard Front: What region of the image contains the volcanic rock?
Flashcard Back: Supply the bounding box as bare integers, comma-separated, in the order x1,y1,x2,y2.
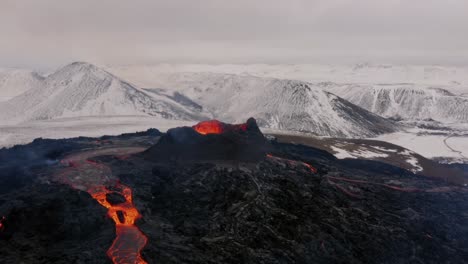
144,118,272,162
0,184,114,264
106,192,127,205
1,127,467,264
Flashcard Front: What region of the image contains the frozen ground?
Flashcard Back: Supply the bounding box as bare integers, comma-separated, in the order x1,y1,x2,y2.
1,62,468,164
0,116,193,148
374,126,468,163
1,115,467,169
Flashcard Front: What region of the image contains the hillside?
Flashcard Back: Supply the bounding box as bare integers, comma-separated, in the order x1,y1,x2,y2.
0,62,208,124
143,72,398,137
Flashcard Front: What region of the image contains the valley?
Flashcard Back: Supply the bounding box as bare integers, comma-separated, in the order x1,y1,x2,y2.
1,62,467,175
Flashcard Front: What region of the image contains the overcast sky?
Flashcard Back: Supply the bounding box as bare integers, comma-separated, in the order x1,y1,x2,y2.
1,0,468,69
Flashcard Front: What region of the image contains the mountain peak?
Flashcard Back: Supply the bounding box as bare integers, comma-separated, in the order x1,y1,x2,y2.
47,62,114,83
69,61,99,68
54,61,105,74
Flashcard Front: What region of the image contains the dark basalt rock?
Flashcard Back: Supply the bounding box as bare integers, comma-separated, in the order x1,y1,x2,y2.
0,127,467,264
0,184,114,264
144,118,272,162
106,192,127,205
121,144,468,264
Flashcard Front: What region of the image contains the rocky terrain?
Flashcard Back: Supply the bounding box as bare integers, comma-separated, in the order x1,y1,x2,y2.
0,120,467,264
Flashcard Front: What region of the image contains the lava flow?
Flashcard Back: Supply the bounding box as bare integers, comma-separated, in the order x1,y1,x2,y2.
267,154,318,173
193,119,247,135
89,184,147,264
0,216,6,232
55,147,147,264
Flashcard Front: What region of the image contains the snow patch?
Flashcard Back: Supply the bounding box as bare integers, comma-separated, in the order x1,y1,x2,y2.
330,146,355,159
330,146,389,159
401,150,424,173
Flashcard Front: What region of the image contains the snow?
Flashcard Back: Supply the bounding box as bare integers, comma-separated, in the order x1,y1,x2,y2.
123,72,396,137
0,62,209,124
355,149,389,158
109,63,468,124
325,83,468,123
0,62,396,138
0,69,44,98
329,141,424,173
108,63,468,94
330,146,355,159
372,146,398,153
445,136,468,158
375,131,468,163
0,62,467,165
0,116,194,148
330,145,389,159
401,150,424,173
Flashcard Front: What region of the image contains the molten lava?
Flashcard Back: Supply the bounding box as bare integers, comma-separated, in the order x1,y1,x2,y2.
56,147,148,264
89,184,147,264
0,216,5,232
193,120,247,135
266,154,318,173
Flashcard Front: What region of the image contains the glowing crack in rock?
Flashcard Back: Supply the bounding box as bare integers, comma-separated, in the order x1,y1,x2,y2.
266,154,317,173
55,147,147,264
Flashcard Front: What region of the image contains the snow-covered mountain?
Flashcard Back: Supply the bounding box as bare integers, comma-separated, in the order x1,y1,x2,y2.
0,69,44,101
324,83,468,123
0,62,209,123
109,63,468,125
142,72,398,137
109,63,468,95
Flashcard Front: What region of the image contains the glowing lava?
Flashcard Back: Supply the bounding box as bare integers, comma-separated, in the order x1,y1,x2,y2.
55,147,148,264
193,120,247,135
266,154,318,173
89,184,147,264
0,216,5,232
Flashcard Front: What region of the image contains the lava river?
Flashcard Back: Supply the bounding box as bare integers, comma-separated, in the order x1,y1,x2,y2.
55,147,148,264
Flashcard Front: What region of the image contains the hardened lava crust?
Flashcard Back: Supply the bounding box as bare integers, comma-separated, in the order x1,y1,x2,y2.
1,122,467,264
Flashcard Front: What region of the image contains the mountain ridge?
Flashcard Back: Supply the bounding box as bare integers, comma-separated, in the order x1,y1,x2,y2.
0,62,208,123
325,83,468,123
142,72,399,137
0,69,44,100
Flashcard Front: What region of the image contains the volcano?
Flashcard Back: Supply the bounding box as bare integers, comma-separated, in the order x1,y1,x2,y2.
127,72,399,137
1,124,468,263
144,117,272,162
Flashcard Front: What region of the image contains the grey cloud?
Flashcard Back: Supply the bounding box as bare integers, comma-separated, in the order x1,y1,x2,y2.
1,0,467,69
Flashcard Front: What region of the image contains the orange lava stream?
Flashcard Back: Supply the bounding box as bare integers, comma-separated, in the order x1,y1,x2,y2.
56,147,148,264
89,184,148,264
193,120,247,135
266,154,318,173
